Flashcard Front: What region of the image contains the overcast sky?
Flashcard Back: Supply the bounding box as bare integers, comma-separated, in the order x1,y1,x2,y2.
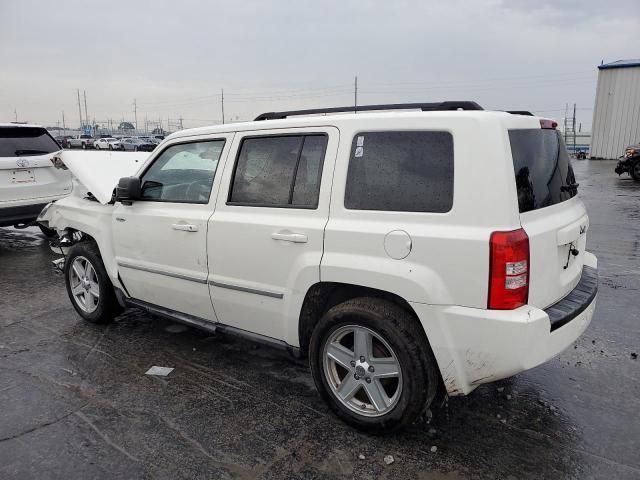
1,0,638,130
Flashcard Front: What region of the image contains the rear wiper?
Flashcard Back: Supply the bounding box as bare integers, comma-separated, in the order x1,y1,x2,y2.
14,149,51,156
561,183,579,192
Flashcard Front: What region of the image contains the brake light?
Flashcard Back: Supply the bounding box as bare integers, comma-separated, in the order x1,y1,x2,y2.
540,119,558,129
488,228,529,309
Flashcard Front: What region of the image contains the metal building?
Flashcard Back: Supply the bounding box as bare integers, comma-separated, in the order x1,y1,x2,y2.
590,59,640,159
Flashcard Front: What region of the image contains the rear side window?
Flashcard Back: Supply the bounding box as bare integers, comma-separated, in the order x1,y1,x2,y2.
0,127,60,157
509,129,577,213
345,131,454,212
229,134,327,208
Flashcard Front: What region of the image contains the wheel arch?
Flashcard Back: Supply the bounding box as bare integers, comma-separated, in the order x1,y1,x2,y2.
301,282,448,411
298,282,420,356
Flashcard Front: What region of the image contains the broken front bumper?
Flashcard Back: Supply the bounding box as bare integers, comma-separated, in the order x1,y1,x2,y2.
411,252,598,396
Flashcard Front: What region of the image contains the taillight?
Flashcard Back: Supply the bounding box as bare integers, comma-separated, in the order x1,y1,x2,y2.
540,119,558,129
488,228,529,309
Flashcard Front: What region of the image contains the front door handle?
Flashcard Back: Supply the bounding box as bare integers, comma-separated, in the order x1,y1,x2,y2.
271,231,308,243
172,223,199,232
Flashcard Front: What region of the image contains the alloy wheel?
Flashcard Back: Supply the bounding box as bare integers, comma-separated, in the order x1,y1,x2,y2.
323,325,402,417
68,256,100,313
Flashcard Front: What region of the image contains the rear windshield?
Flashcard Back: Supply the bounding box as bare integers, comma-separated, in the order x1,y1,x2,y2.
0,127,61,157
509,129,577,213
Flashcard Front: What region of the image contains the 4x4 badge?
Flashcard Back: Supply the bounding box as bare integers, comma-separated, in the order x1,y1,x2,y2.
16,159,29,168
579,225,586,235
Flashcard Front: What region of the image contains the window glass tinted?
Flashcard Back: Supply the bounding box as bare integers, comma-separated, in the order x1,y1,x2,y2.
345,131,454,212
0,127,60,157
140,140,224,203
509,129,577,213
292,136,326,207
230,135,327,207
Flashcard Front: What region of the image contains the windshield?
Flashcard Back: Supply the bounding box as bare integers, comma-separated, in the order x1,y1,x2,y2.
509,129,577,213
0,127,61,157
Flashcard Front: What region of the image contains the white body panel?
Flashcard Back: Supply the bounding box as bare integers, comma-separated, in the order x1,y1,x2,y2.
0,152,71,204
207,127,338,344
38,110,597,396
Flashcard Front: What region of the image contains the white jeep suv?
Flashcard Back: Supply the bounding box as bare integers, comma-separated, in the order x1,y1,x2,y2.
0,123,70,233
38,102,597,432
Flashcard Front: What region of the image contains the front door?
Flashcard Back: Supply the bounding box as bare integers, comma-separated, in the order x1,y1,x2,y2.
113,135,232,321
208,127,338,345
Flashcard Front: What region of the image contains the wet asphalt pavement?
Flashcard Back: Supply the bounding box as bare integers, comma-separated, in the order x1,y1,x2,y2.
1,160,639,480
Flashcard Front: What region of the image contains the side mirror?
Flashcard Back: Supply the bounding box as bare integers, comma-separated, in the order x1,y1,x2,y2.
116,177,141,205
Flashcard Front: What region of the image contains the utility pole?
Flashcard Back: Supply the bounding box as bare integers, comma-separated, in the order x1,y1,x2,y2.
221,88,225,125
77,89,83,129
572,103,577,154
179,116,183,130
83,90,89,131
13,108,17,122
133,98,138,132
354,76,358,113
62,111,66,136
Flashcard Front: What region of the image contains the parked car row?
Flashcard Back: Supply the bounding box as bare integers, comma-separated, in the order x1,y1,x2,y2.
55,134,163,152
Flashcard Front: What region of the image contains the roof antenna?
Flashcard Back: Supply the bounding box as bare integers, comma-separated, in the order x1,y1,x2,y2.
354,76,358,114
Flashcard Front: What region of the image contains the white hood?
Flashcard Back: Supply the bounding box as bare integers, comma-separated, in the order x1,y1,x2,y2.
54,150,148,204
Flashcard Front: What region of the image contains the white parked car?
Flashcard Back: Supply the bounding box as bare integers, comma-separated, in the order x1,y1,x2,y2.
0,123,71,235
94,138,121,150
38,102,597,432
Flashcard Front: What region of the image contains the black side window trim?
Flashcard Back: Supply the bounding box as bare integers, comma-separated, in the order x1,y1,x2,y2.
135,138,227,205
226,132,328,209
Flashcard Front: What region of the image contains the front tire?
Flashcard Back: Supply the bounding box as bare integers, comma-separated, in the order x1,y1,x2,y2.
631,159,640,181
64,242,121,324
309,297,439,433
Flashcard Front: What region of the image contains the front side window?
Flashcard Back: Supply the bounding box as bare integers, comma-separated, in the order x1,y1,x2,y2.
140,140,225,203
345,131,454,212
229,134,327,208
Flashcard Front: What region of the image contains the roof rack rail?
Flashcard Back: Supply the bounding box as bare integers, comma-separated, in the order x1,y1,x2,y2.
506,111,534,116
254,101,484,121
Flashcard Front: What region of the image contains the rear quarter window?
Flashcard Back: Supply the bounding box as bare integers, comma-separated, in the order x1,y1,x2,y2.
509,129,577,213
344,131,454,213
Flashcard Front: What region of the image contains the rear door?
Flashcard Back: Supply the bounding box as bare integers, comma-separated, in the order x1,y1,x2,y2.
207,127,338,344
509,127,587,308
0,126,70,203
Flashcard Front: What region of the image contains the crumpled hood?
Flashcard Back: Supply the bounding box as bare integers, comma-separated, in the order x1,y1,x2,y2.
53,150,149,204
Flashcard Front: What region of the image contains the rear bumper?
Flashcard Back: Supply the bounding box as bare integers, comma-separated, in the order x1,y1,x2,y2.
412,252,598,395
0,202,49,227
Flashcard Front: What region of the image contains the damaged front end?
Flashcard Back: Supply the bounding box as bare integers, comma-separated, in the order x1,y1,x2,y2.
36,149,147,274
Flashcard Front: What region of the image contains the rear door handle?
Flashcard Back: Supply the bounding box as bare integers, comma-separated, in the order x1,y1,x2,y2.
172,223,199,232
271,231,308,243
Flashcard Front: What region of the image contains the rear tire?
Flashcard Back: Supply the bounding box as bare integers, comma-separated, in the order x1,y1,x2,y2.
631,159,640,181
81,143,86,150
309,297,439,433
64,242,122,324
